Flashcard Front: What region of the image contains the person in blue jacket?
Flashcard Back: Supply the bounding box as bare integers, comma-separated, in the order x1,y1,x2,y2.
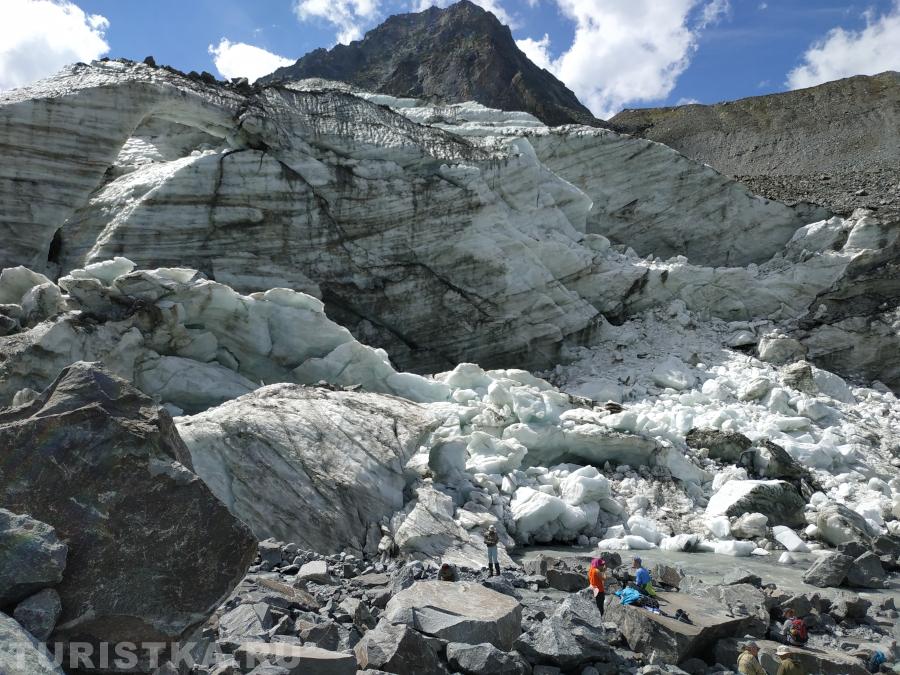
631,556,655,595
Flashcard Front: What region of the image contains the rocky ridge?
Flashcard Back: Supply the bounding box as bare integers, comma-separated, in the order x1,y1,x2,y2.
258,0,598,127
609,71,900,221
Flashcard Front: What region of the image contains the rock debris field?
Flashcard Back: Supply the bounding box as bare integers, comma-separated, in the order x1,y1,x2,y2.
0,56,898,675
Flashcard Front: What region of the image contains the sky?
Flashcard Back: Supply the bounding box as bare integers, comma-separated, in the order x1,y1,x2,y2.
2,0,899,119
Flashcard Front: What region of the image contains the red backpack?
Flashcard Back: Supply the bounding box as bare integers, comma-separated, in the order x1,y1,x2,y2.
789,618,808,642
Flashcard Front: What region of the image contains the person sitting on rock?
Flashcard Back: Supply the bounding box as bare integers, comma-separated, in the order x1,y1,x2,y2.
438,562,458,582
775,646,805,675
631,556,656,596
588,557,608,616
781,608,808,646
484,524,500,577
737,642,767,675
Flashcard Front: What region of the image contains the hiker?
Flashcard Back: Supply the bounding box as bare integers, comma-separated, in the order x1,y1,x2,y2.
775,646,805,675
438,562,458,582
631,556,656,596
484,525,500,576
780,608,808,646
588,557,607,616
737,642,766,675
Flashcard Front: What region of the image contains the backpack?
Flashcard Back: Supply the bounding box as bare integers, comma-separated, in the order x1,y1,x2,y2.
867,651,886,673
789,618,808,642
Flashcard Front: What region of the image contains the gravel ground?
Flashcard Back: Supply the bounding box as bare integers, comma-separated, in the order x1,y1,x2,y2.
736,169,900,219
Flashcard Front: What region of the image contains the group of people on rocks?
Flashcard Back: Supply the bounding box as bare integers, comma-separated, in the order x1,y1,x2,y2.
433,527,845,675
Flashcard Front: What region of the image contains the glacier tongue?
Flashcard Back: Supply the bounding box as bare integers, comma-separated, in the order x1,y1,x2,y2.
1,62,900,567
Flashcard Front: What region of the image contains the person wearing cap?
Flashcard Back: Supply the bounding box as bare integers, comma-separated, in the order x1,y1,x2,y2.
775,646,805,675
631,556,655,596
737,642,766,675
484,525,500,577
588,557,608,615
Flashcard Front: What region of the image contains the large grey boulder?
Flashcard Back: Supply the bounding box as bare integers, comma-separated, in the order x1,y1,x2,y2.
802,552,853,588
0,362,257,659
384,580,522,650
845,552,887,589
353,620,445,675
515,590,610,669
446,642,530,675
13,588,62,641
235,643,356,675
179,386,438,554
816,503,875,547
0,611,64,674
705,479,806,527
605,589,763,664
0,509,67,605
685,428,752,463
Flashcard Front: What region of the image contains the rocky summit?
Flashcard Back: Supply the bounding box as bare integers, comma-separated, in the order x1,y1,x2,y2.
259,0,598,127
1,2,900,674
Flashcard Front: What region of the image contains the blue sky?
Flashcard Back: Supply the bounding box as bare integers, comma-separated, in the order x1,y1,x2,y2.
3,0,900,118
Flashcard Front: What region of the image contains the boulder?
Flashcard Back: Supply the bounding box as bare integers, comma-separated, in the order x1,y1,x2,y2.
235,643,356,675
652,563,684,589
714,638,869,675
218,603,274,647
681,583,769,635
353,620,445,675
802,552,853,588
605,590,764,664
705,480,806,527
0,509,67,605
384,581,522,650
296,561,333,585
13,588,62,641
515,590,611,669
0,611,64,674
179,386,438,554
446,642,530,675
685,428,752,463
0,363,257,658
830,592,871,621
757,336,807,365
816,503,874,547
730,513,768,540
845,552,887,589
723,569,762,587
545,568,586,592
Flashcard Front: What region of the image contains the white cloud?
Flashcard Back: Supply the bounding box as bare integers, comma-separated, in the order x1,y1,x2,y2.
414,0,517,28
787,1,900,89
208,39,294,82
516,33,553,71
518,0,727,119
294,0,381,44
676,96,700,105
0,0,109,91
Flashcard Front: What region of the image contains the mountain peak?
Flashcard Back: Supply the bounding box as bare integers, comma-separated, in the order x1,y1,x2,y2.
259,0,600,127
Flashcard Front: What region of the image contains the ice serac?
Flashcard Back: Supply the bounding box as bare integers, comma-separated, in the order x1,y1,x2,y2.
0,362,257,660
0,60,601,373
177,385,439,554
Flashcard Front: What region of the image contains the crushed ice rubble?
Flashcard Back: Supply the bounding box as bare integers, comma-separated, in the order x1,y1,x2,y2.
390,304,900,561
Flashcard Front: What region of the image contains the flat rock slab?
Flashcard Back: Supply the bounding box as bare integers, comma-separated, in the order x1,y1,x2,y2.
384,580,522,650
714,638,869,675
604,590,761,664
235,643,357,675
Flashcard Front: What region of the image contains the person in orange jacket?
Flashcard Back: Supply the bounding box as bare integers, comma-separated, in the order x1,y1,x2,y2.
588,557,608,616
